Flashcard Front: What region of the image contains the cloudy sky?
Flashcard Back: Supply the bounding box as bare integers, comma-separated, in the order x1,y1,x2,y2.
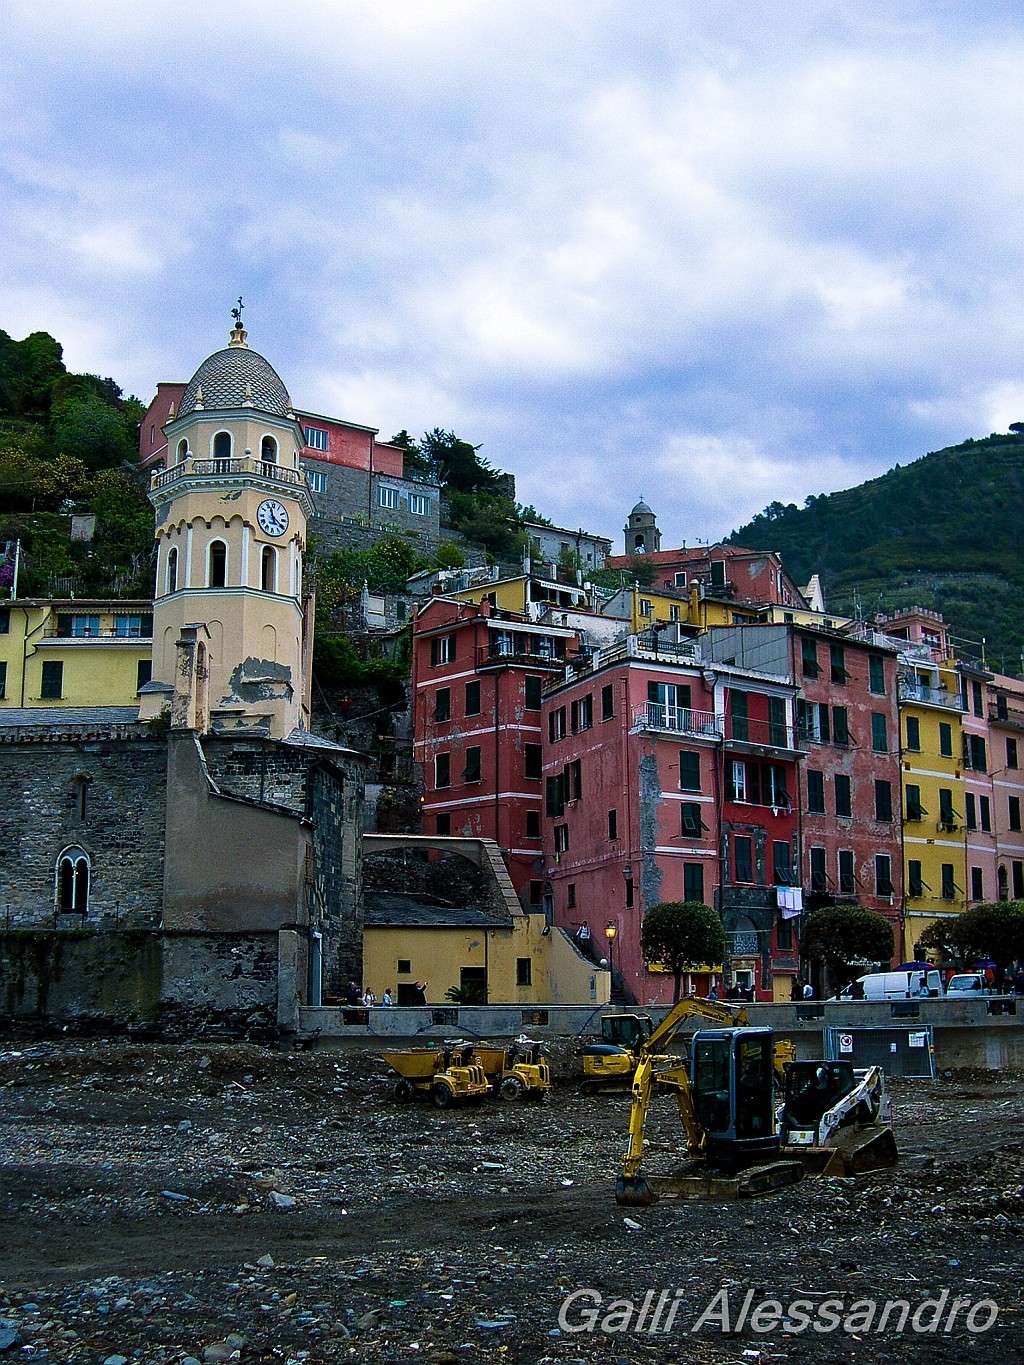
3,2,1024,546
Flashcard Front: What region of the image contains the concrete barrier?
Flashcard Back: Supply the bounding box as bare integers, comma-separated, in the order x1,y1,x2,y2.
296,996,1024,1071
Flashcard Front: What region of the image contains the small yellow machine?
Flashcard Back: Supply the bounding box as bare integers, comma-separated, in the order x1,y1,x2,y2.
383,1039,490,1108
473,1037,552,1101
581,999,794,1092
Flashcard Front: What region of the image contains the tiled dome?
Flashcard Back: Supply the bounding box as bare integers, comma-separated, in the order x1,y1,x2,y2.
178,344,291,419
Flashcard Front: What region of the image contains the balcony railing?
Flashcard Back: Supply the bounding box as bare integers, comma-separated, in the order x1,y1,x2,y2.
476,645,566,670
897,678,964,711
724,715,797,750
633,703,723,738
43,625,152,640
151,457,304,491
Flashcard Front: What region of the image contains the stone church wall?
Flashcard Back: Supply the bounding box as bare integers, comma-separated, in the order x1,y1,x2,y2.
0,734,167,929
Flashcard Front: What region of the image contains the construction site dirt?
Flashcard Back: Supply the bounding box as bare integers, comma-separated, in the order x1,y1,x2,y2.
1,1040,1022,1363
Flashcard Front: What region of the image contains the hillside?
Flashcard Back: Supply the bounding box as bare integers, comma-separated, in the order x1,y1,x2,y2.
729,435,1024,673
0,329,152,597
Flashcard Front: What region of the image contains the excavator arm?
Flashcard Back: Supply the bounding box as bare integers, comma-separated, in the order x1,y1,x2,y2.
636,997,749,1059
615,998,739,1206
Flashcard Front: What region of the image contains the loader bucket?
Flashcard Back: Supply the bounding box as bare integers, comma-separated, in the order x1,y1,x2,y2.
615,1175,657,1207
841,1123,898,1174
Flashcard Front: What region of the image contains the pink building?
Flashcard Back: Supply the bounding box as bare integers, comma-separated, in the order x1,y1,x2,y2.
988,671,1024,902
540,634,801,1004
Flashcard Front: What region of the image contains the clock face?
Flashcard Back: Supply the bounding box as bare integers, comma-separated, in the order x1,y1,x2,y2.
257,498,289,537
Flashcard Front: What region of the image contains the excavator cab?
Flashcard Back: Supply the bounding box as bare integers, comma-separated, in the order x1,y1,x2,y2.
600,1013,653,1049
690,1028,780,1167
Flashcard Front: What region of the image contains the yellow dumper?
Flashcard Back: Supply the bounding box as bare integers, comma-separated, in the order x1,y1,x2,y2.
473,1037,552,1101
382,1039,490,1108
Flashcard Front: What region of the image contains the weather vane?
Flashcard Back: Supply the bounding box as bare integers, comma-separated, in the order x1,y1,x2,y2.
231,296,244,326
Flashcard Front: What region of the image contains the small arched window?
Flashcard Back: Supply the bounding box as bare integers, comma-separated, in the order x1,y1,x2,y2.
56,846,90,915
261,435,278,465
176,438,189,464
212,430,232,461
261,544,278,592
208,539,227,588
165,546,178,595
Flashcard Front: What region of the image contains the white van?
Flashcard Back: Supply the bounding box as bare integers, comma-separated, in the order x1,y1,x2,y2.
836,969,944,1000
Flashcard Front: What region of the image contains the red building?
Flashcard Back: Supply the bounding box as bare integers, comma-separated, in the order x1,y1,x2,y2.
139,385,405,478
540,632,801,1004
606,542,807,610
411,597,578,903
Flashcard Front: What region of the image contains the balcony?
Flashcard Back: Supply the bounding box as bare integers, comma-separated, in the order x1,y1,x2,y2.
43,625,152,641
990,701,1024,732
632,703,723,739
897,677,964,711
476,644,566,671
724,714,798,752
151,456,304,493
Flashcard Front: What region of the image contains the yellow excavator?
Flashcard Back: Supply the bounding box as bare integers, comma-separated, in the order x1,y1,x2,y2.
614,1005,897,1206
582,998,795,1092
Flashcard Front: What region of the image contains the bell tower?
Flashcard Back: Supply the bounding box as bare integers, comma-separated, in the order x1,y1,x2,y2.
624,498,661,555
141,312,315,739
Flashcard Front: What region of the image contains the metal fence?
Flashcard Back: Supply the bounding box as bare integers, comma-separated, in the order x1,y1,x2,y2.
825,1024,936,1078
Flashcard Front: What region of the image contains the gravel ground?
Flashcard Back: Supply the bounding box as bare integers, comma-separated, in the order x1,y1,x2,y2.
1,1039,1022,1363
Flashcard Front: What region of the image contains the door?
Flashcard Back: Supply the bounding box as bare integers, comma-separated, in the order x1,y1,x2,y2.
460,966,488,1005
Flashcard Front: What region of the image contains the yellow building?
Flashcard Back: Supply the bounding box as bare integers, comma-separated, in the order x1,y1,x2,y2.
364,904,610,1005
447,570,589,616
362,834,611,1005
0,599,152,710
898,656,968,957
758,602,853,632
598,582,759,633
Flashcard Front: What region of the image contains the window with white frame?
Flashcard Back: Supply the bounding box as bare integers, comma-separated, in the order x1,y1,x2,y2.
305,468,327,494
378,485,399,510
304,427,328,451
408,492,428,516
56,846,90,914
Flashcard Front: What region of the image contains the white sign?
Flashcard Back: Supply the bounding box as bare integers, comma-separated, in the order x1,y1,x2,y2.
909,1031,928,1049
838,1032,853,1054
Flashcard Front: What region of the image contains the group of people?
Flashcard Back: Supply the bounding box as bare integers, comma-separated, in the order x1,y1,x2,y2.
343,981,429,1007
706,982,757,1002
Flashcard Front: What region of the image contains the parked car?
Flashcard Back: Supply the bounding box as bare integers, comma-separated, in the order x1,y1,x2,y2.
833,969,944,1001
945,973,990,996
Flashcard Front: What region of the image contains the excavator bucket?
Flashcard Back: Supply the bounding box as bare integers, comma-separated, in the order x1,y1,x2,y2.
615,1175,657,1207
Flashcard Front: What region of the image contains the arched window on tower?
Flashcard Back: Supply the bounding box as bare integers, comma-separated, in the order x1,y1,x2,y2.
56,846,90,915
176,438,189,464
208,539,227,588
212,431,232,465
261,544,278,592
165,546,178,595
261,435,278,466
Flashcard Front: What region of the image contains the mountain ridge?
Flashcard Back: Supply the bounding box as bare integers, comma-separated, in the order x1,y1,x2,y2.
728,433,1024,673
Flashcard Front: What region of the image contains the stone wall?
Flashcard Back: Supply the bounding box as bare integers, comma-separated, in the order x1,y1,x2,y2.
0,928,281,1033
0,733,167,929
302,458,441,554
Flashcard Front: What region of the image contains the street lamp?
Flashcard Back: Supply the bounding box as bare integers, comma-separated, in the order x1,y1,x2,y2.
605,921,617,978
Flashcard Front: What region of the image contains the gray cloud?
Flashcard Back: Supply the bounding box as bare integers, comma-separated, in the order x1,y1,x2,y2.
2,2,1023,546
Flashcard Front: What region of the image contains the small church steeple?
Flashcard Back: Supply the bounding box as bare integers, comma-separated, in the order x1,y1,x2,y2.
624,497,661,554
